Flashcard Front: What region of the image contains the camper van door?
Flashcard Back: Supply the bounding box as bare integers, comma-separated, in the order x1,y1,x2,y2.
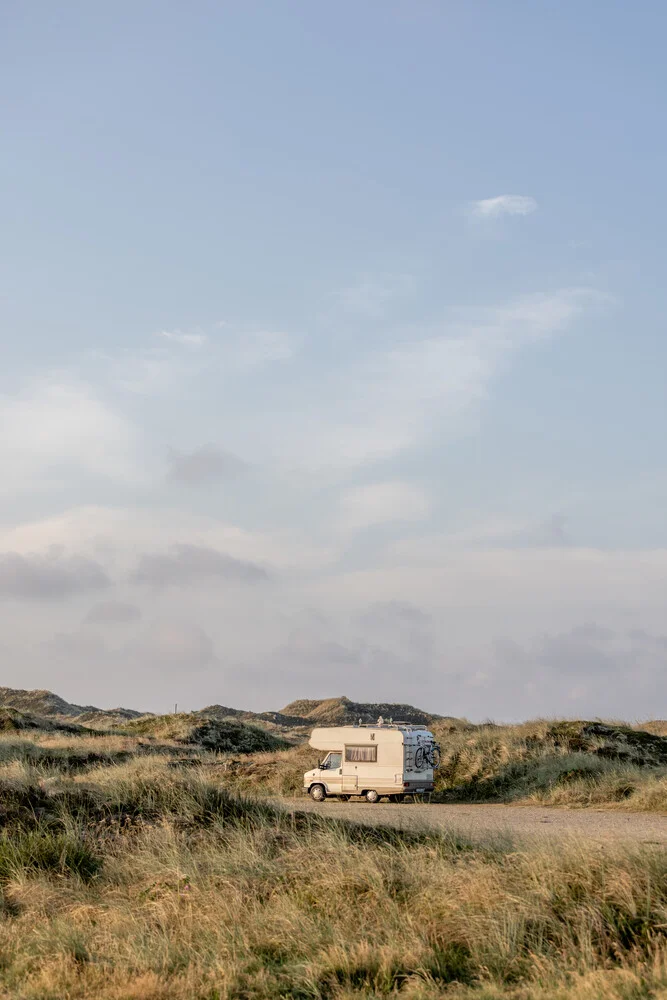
342,764,358,792
320,751,343,794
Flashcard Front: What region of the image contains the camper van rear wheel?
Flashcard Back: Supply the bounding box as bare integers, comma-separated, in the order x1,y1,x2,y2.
309,784,326,802
365,789,380,804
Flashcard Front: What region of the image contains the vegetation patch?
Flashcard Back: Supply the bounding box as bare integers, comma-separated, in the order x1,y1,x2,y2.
123,713,288,753
430,719,667,805
0,734,666,997
0,707,92,736
546,720,667,763
0,761,666,998
280,695,453,727
0,830,101,883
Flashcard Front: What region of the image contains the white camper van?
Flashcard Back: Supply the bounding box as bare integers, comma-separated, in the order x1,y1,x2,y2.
303,719,440,802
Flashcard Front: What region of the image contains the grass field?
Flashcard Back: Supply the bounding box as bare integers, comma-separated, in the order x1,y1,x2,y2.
218,719,667,812
2,695,667,997
2,751,667,999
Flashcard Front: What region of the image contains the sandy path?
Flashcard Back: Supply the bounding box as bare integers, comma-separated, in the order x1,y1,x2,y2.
279,798,667,845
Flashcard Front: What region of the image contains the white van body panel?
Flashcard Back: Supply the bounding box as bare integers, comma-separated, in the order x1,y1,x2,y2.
303,723,438,798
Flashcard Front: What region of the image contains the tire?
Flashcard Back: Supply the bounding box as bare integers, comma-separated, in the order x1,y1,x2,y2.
365,789,380,804
309,784,326,802
339,794,350,802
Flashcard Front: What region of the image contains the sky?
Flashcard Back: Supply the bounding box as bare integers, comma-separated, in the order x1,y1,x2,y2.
2,1,667,719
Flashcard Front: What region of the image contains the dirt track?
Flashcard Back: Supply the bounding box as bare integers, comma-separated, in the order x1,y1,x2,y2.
281,799,667,845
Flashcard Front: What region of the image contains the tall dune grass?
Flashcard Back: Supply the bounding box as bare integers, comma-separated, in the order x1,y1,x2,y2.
1,762,667,997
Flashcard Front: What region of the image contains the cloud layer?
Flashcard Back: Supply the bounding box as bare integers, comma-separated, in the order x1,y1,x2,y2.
0,279,646,719
472,195,538,218
339,482,431,532
83,601,142,625
166,447,246,486
0,550,110,601
131,544,269,587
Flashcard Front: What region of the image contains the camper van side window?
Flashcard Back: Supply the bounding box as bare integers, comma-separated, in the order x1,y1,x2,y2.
345,746,377,763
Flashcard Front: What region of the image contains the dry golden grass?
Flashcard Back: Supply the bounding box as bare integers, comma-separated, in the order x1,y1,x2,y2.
4,717,667,995
641,721,667,738
424,719,667,810
5,717,667,813
0,731,151,752
217,720,667,812
2,757,667,998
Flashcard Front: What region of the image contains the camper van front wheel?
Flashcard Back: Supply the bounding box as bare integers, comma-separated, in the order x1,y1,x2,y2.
365,790,380,804
309,784,326,802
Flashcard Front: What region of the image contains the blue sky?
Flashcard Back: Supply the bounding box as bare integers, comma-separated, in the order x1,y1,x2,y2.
1,1,666,718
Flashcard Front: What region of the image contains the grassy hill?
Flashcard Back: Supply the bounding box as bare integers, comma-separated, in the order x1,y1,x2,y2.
429,718,667,806
196,704,311,734
0,707,91,736
280,695,453,726
0,687,144,723
122,712,289,753
0,687,461,739
0,686,97,718
3,686,667,807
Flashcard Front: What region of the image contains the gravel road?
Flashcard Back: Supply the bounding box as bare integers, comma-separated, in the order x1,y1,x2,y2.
281,799,667,845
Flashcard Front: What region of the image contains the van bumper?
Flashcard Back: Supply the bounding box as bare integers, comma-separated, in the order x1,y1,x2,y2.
402,782,434,793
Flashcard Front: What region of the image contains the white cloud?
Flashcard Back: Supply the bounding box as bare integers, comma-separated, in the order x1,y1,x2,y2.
0,376,143,490
353,544,667,630
0,505,335,576
337,274,415,318
434,513,570,549
3,496,667,717
263,288,598,469
131,544,269,586
91,346,198,395
130,621,216,671
95,327,293,397
338,481,431,532
471,195,538,219
158,324,294,368
155,330,208,347
67,287,597,480
231,329,293,367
